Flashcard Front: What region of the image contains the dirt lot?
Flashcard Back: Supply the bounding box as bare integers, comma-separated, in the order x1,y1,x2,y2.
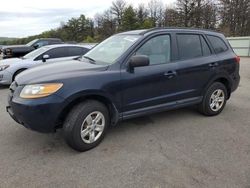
0,58,249,188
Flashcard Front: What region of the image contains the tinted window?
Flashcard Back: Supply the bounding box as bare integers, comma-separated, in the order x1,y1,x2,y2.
35,47,68,60
49,40,62,45
177,34,202,60
207,35,228,54
200,36,211,56
136,35,171,65
35,40,49,48
68,47,88,56
46,47,67,59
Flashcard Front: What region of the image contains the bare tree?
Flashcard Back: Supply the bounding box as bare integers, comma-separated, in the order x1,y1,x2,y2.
219,0,250,36
148,0,165,27
137,4,148,27
176,0,195,27
94,10,116,40
164,7,180,27
111,0,127,29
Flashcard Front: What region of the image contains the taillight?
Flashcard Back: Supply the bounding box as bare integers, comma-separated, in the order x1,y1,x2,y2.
235,56,240,63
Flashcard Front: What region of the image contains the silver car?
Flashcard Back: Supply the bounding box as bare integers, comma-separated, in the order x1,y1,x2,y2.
0,44,91,85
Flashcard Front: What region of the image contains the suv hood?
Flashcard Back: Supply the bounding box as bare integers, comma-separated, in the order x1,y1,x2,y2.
16,60,109,85
3,45,30,49
2,45,33,52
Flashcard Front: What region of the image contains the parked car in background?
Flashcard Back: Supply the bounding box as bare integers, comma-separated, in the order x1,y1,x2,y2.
0,38,63,59
6,28,240,152
0,44,91,85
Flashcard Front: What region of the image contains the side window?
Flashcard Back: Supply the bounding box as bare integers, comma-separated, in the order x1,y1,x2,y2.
207,35,228,54
200,36,211,56
68,47,87,56
35,40,49,48
45,47,68,59
135,35,171,65
49,40,62,45
177,34,202,60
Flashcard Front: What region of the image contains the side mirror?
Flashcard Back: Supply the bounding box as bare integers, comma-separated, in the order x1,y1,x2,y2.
42,54,50,62
128,55,150,71
33,44,39,49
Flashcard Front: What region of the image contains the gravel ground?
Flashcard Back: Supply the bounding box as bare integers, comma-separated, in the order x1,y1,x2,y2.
0,58,249,188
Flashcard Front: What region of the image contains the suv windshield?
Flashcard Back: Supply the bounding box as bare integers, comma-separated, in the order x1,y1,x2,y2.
26,39,39,46
22,46,50,59
82,35,141,64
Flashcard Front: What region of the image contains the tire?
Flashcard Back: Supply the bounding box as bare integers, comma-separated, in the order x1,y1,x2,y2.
198,82,228,116
63,100,110,152
13,69,26,82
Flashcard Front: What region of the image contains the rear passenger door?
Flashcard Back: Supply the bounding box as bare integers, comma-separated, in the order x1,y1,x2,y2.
174,33,218,99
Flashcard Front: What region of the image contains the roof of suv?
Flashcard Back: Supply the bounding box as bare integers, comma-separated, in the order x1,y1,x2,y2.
119,27,222,36
38,38,62,41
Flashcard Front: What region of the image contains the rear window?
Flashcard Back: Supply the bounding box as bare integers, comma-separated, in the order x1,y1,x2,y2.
177,34,202,60
207,35,228,54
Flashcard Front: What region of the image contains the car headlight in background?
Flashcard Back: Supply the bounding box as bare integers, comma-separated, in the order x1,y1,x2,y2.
20,83,63,99
0,65,10,71
6,48,12,54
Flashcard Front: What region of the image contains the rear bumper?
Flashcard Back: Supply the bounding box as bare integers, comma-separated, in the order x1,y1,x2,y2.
231,74,240,93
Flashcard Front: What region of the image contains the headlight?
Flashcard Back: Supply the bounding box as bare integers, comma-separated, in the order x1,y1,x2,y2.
0,65,9,71
20,83,63,99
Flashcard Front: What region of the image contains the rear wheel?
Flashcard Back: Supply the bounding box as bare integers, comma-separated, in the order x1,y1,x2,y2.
198,82,228,116
63,100,110,152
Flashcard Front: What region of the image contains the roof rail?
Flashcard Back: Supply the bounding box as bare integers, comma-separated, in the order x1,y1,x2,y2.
141,27,220,35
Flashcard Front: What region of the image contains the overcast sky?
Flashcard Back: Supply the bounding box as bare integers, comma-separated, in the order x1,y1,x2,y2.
0,0,176,38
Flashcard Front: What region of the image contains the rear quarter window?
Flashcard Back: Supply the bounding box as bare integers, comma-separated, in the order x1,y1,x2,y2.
207,35,228,54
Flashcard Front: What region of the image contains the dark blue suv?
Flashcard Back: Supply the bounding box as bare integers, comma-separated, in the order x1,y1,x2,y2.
7,28,240,151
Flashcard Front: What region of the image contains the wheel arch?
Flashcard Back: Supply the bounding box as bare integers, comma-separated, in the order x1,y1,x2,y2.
56,93,120,129
12,68,28,81
204,75,232,99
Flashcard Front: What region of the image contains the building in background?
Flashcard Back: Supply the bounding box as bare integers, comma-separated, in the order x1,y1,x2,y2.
227,37,250,57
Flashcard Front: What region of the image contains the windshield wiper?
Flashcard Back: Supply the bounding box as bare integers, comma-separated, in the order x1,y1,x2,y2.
83,56,96,64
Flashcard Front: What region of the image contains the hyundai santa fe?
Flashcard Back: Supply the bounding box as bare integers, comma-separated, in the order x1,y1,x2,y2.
6,28,240,151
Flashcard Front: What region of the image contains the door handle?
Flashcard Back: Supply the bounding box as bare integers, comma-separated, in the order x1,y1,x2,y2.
209,62,219,67
164,71,177,79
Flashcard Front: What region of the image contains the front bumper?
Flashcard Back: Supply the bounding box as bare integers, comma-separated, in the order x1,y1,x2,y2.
7,84,65,133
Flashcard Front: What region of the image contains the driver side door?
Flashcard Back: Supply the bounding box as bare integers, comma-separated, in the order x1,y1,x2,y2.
121,34,179,118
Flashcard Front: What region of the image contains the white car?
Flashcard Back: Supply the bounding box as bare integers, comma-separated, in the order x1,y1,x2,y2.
0,44,91,85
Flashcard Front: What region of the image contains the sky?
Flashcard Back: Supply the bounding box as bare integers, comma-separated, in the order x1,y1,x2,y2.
0,0,176,38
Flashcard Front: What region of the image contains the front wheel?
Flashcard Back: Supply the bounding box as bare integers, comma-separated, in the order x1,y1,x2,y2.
63,100,110,152
198,82,228,116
